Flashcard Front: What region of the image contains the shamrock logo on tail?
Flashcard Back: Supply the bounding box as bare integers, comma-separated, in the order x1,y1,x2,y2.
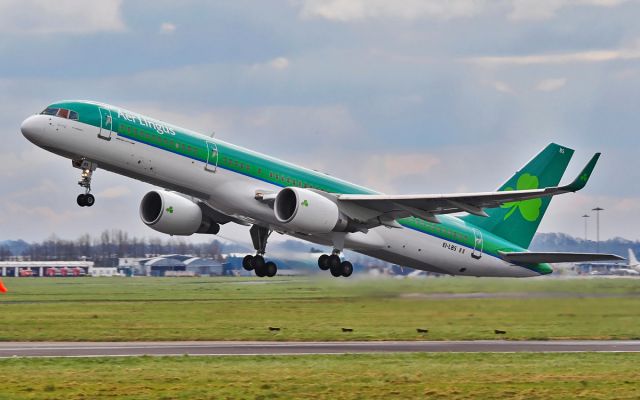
500,173,542,222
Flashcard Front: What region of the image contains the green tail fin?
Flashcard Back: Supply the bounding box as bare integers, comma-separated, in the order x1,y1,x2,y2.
462,143,574,249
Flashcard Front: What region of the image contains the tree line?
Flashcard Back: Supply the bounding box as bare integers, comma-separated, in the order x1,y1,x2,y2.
0,230,224,262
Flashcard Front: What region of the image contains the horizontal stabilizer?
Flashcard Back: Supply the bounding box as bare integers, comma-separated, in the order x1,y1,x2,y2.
499,251,625,264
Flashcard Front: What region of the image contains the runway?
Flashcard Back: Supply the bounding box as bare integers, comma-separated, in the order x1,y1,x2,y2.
1,340,640,358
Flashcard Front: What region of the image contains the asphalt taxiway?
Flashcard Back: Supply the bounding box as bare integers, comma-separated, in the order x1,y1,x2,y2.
1,341,639,358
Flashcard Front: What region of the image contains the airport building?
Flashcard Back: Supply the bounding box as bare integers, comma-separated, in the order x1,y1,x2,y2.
119,255,226,277
0,256,226,278
0,261,93,277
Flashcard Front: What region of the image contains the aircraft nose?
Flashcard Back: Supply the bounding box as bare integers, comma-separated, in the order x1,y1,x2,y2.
21,115,42,141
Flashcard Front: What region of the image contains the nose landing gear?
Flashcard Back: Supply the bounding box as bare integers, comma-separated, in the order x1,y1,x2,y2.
73,159,97,207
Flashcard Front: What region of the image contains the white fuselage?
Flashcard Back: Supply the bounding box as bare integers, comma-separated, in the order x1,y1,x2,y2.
21,112,540,277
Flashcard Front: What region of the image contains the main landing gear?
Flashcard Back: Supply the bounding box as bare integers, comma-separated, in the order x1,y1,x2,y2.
242,225,278,277
318,251,353,278
73,159,97,207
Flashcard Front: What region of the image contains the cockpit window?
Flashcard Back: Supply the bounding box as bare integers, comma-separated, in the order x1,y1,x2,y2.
41,108,59,116
41,107,79,120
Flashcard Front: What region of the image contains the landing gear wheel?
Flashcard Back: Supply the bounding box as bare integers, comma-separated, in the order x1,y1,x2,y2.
242,255,254,271
340,261,353,277
318,254,330,270
77,194,87,207
85,194,95,207
327,254,341,270
252,255,266,270
255,264,266,277
330,264,343,277
265,261,277,277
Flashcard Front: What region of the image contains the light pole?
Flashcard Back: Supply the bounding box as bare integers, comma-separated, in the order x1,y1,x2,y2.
581,214,590,243
592,207,604,253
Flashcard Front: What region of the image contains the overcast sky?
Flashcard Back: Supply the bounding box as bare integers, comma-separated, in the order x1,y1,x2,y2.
1,0,639,245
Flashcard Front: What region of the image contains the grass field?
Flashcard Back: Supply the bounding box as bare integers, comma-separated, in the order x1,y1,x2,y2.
1,353,639,399
0,276,639,341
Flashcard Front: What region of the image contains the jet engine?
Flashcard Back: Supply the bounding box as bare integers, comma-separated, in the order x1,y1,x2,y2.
274,187,348,233
139,190,220,236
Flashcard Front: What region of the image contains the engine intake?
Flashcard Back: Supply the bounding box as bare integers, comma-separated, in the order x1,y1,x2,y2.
274,187,347,233
140,190,220,236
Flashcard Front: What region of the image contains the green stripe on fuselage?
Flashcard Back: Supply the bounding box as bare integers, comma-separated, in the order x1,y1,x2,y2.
48,101,551,275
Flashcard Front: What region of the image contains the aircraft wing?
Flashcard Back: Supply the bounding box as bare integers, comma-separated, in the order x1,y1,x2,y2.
337,153,600,224
499,251,624,264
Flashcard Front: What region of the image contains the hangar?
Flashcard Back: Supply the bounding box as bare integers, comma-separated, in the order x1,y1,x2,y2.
121,255,226,277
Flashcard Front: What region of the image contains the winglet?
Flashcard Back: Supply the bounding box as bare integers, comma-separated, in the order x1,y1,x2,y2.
0,279,7,294
562,152,600,192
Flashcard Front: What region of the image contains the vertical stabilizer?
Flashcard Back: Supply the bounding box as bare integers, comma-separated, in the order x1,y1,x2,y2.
628,248,639,267
462,143,574,249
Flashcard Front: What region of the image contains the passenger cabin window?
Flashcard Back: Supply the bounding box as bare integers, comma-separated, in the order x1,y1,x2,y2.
41,107,79,120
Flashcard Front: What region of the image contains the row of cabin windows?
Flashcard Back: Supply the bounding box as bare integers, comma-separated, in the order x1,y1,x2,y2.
41,108,79,120
119,124,199,156
220,155,323,190
414,218,469,242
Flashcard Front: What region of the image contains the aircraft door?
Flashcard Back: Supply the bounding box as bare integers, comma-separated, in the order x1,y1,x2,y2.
98,107,113,140
471,229,483,260
204,141,218,172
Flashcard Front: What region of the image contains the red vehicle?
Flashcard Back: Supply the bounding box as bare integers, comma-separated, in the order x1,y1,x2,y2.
18,268,33,277
46,268,59,277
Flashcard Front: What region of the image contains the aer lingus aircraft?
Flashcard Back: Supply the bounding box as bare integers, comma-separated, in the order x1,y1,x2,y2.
20,101,623,278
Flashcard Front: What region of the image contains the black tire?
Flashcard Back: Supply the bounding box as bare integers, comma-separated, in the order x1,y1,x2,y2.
77,194,86,207
330,265,342,277
341,261,353,277
253,255,265,270
265,261,277,277
255,264,266,277
327,254,341,270
318,254,329,270
85,194,95,207
242,255,254,271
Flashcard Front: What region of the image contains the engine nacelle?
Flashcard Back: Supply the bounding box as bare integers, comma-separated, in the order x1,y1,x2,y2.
274,187,347,233
139,191,220,236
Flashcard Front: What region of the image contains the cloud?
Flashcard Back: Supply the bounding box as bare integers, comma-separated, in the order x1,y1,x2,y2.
0,148,58,178
535,78,567,92
298,0,485,21
98,185,132,199
467,47,640,66
508,0,629,21
268,57,290,70
491,81,515,94
160,22,177,34
298,0,630,22
0,0,126,34
250,57,291,71
361,153,440,192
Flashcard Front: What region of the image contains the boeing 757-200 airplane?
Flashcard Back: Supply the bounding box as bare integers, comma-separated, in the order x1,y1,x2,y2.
20,101,623,278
